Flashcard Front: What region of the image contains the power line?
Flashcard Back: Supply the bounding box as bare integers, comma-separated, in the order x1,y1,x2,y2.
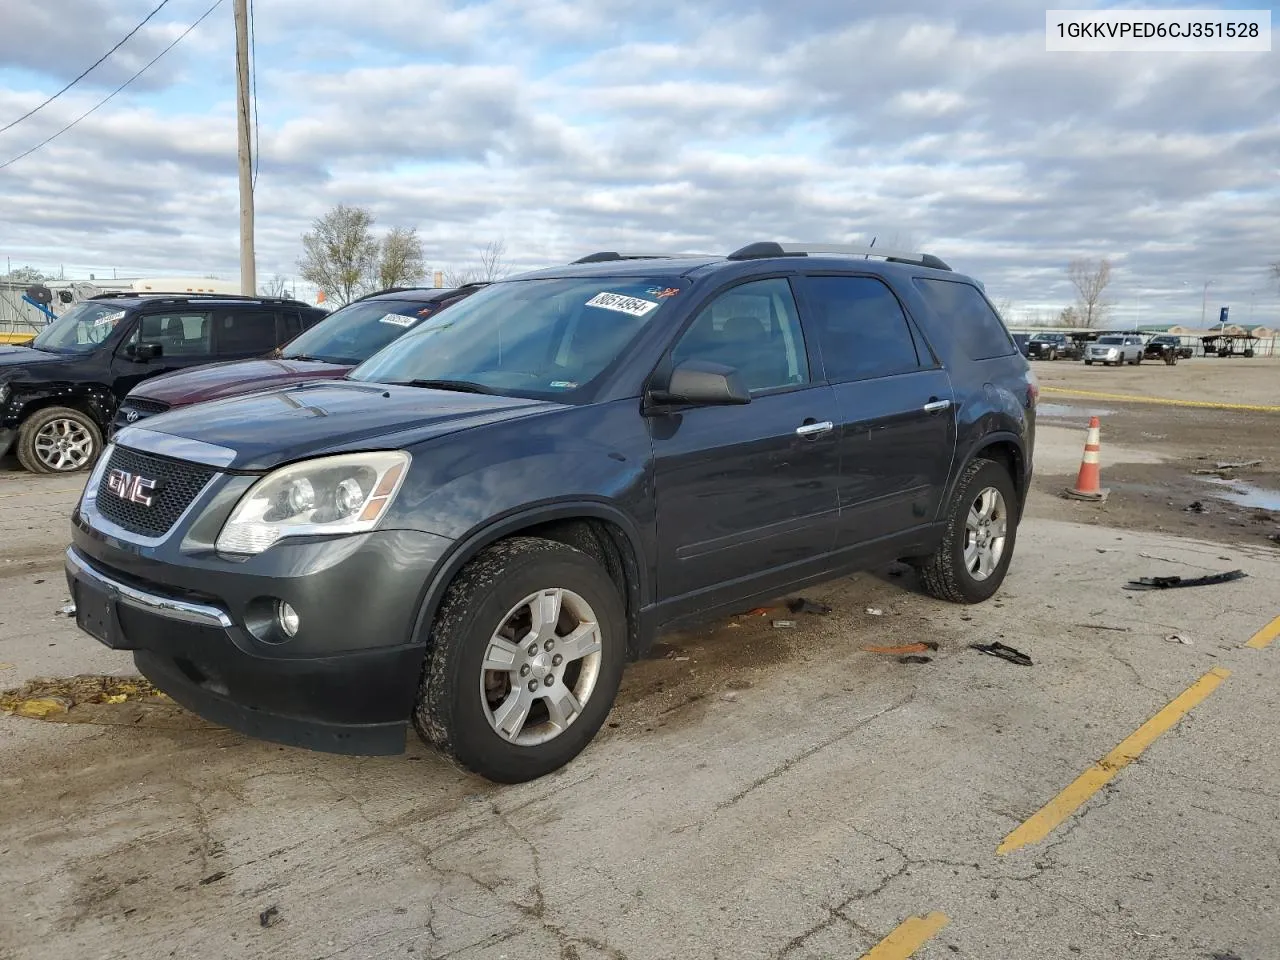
0,0,174,136
0,0,226,172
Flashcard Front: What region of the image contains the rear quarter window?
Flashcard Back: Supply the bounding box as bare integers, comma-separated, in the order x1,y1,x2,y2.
911,278,1016,361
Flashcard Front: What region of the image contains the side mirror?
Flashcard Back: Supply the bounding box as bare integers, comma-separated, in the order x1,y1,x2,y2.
129,342,163,361
647,360,750,408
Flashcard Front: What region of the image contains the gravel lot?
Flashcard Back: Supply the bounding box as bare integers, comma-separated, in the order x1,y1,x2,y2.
2,359,1278,960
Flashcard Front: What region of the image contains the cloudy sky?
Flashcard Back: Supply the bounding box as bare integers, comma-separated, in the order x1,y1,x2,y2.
0,0,1277,325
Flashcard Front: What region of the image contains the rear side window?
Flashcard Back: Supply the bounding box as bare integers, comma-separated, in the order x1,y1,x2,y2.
134,312,212,357
912,278,1015,361
801,276,923,383
215,310,280,356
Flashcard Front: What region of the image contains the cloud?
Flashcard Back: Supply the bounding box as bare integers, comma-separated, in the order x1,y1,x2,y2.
0,0,1276,323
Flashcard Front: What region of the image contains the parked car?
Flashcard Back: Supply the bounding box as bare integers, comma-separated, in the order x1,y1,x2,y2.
113,285,486,434
1084,334,1144,366
1026,333,1081,361
0,294,326,474
66,242,1036,783
1143,335,1193,361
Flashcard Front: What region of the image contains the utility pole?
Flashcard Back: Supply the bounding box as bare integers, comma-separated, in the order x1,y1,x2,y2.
233,0,256,295
1201,279,1212,327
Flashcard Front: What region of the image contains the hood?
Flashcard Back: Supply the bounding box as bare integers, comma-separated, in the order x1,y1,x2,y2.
116,379,566,470
129,357,350,406
0,344,68,370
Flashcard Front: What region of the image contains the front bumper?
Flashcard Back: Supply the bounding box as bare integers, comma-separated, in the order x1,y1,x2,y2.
66,513,454,755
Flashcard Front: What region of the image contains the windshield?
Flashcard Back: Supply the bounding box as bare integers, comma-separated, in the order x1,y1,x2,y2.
1030,334,1060,342
350,277,685,397
31,301,132,354
1097,336,1123,344
282,297,443,365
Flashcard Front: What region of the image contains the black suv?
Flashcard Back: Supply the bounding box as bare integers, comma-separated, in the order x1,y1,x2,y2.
65,243,1036,783
1025,332,1081,361
1,293,326,474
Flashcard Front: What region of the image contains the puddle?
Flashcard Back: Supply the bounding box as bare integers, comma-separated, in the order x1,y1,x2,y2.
1196,477,1280,512
1037,403,1117,420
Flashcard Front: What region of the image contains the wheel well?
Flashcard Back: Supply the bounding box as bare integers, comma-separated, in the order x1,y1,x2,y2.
490,517,645,660
16,395,105,432
973,440,1024,505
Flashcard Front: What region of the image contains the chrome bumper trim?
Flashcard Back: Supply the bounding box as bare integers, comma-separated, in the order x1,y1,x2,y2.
66,546,233,629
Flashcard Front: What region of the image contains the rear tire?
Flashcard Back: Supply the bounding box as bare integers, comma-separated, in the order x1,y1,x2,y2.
1084,360,1093,366
413,537,626,783
16,406,103,475
914,458,1019,604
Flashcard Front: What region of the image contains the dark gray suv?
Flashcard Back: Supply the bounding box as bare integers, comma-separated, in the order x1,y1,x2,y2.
65,243,1037,783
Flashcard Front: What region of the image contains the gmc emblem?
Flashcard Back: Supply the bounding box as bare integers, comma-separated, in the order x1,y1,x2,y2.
106,469,161,507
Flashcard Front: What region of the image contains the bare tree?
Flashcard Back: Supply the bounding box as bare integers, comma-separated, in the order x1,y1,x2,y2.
1058,305,1083,327
443,239,511,287
378,227,427,289
298,204,379,306
3,265,48,284
259,274,292,298
993,298,1015,323
1066,258,1112,328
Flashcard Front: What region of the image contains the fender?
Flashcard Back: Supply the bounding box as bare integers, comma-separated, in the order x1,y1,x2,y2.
942,429,1029,518
408,498,651,655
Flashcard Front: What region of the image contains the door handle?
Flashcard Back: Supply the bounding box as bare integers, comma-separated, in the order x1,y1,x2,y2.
923,399,952,414
795,420,834,438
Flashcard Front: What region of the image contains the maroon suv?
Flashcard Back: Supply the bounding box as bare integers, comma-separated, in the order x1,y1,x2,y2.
112,285,484,433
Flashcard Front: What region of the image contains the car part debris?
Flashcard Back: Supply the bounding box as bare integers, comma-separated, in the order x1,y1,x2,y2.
771,619,796,629
1075,623,1131,633
745,607,773,617
1185,501,1207,514
866,607,884,616
864,641,939,655
59,602,76,617
1215,459,1262,470
259,905,280,928
1164,634,1193,645
786,597,831,615
899,655,932,664
969,641,1033,666
1125,569,1247,591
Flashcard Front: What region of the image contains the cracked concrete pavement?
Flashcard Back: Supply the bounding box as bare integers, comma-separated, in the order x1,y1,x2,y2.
2,371,1279,960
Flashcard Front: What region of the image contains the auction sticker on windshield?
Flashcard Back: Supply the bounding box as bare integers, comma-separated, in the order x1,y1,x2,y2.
379,313,415,328
94,310,126,327
586,292,660,317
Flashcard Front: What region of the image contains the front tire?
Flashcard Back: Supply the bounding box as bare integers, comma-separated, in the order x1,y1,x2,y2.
16,406,103,474
413,537,626,783
915,458,1018,604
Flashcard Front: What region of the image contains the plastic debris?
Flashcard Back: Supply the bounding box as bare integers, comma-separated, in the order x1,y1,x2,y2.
863,642,939,655
200,871,227,886
1164,634,1193,645
786,597,832,615
969,642,1033,666
899,655,932,664
1215,459,1262,469
59,602,77,617
771,619,796,629
745,607,773,617
1125,569,1247,591
259,905,281,928
673,656,690,662
865,607,884,616
1185,501,1207,514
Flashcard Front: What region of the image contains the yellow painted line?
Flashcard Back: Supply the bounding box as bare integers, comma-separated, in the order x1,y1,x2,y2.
998,668,1231,854
1245,615,1280,650
1040,386,1280,413
860,913,950,960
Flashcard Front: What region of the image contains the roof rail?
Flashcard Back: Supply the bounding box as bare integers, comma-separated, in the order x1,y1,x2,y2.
88,291,310,304
725,242,952,272
570,252,684,264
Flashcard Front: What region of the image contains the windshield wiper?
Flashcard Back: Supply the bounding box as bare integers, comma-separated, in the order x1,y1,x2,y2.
388,379,499,395
285,354,338,363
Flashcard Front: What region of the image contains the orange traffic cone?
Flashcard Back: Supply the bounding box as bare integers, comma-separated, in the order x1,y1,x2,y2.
1064,416,1109,502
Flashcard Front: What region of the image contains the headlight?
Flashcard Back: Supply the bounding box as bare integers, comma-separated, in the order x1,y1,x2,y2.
216,451,410,556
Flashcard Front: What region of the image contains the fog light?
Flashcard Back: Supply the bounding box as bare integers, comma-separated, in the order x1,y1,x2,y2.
276,601,300,637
